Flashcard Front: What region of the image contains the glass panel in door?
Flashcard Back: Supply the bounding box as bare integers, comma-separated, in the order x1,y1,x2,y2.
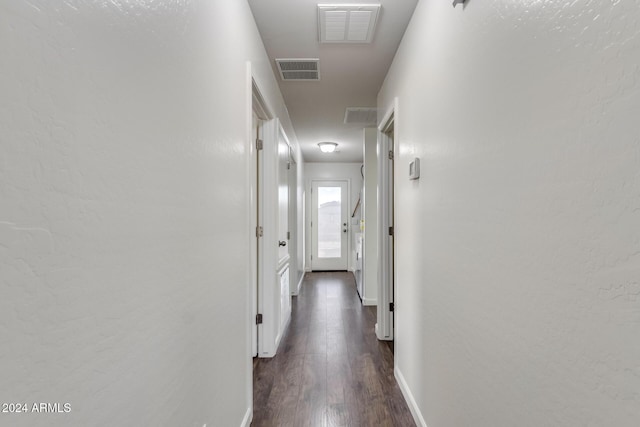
317,186,342,258
312,180,348,271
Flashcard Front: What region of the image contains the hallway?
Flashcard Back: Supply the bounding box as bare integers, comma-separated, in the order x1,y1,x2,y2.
3,1,639,425
252,272,415,427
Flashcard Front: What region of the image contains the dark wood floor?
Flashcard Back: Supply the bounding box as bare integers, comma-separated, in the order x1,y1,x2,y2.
252,272,415,427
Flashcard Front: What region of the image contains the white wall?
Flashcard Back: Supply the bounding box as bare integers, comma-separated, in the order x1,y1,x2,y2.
379,1,640,426
0,1,297,426
304,162,363,272
362,128,378,305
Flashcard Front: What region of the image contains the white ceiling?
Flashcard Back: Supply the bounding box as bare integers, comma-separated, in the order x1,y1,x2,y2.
248,0,418,163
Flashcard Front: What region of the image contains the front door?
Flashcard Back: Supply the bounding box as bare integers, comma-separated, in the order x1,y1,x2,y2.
311,180,348,271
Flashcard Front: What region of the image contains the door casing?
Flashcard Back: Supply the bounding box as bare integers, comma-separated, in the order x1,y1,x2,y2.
376,99,397,341
251,79,272,357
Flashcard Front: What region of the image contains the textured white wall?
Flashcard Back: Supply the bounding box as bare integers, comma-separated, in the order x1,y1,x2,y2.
304,163,364,272
379,1,640,426
0,1,297,426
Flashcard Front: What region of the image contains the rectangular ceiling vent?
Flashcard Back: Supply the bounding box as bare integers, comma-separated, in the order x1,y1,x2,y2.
318,4,381,43
275,58,320,81
344,107,378,125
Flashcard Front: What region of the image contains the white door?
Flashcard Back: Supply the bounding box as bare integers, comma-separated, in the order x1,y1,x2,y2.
257,119,292,357
277,136,290,265
311,180,349,271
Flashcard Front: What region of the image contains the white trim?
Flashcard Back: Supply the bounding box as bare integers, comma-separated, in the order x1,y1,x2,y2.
376,98,397,341
278,254,291,271
250,74,268,359
291,271,305,296
251,73,275,360
251,78,274,121
362,297,377,306
274,262,292,349
246,64,256,423
378,101,396,133
240,406,252,427
395,366,428,427
274,314,291,354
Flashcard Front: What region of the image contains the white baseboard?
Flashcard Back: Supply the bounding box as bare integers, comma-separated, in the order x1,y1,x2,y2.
291,272,305,296
394,366,428,427
270,311,291,358
362,298,377,306
240,406,252,427
375,322,392,341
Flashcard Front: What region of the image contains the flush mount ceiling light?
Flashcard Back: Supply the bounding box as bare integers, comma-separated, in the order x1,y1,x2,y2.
318,142,338,153
318,4,381,43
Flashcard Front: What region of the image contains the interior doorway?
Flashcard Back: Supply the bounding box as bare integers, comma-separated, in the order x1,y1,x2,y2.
377,102,396,341
311,180,349,271
251,79,273,357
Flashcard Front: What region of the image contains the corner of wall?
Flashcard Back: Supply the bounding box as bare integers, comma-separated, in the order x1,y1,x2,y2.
394,366,428,427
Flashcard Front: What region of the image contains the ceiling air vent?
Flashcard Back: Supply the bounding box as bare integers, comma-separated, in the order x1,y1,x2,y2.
275,58,320,81
344,107,378,125
318,4,381,43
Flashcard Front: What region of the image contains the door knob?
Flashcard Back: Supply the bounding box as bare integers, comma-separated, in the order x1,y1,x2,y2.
279,240,287,247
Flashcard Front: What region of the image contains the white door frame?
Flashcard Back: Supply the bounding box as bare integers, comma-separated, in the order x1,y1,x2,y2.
376,98,397,341
311,180,349,271
258,118,291,357
251,78,273,357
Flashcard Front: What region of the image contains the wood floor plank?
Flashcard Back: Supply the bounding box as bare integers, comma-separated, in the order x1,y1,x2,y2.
252,272,416,427
294,353,327,426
